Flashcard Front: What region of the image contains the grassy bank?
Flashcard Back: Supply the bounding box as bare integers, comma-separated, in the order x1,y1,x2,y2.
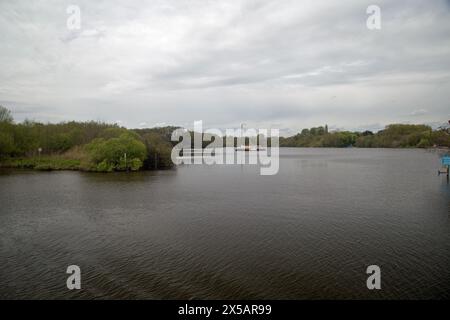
0,156,81,171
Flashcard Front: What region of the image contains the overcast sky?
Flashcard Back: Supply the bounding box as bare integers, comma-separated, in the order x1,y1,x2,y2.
1,0,449,135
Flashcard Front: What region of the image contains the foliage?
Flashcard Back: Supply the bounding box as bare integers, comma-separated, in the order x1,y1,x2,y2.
0,105,13,123
1,104,449,173
84,132,147,171
355,124,433,148
280,125,356,147
281,124,450,148
0,157,81,170
140,132,174,169
0,106,176,171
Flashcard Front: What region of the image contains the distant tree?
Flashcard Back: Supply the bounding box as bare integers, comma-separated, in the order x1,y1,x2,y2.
0,131,15,156
141,132,174,169
0,105,13,123
362,130,374,136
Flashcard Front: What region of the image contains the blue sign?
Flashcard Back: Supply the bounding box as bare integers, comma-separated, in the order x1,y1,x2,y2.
442,156,450,166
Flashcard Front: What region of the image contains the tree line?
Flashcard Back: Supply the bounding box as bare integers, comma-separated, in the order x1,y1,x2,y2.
0,106,174,171
1,105,449,172
280,124,450,148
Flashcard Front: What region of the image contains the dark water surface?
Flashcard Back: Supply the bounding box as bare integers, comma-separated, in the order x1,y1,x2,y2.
1,148,449,299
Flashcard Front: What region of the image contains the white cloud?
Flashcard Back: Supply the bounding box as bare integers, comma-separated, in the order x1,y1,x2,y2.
410,109,428,116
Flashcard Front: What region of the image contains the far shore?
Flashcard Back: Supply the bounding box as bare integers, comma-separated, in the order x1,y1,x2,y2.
1,146,448,173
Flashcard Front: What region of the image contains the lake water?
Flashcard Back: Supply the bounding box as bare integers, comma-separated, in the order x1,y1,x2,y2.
1,148,449,299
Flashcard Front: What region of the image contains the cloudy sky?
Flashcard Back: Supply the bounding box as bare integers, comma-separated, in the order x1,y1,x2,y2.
1,0,449,135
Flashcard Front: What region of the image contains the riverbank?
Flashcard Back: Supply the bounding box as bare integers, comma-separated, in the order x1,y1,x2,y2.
0,156,81,171
0,156,164,172
2,146,449,172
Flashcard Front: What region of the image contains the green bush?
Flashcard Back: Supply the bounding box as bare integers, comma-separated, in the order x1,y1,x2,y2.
85,132,146,171
130,158,143,171
416,138,431,148
0,131,15,156
95,160,114,172
141,132,174,169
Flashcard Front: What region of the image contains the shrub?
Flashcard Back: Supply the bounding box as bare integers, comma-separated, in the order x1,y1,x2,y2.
416,138,431,148
130,158,143,171
85,132,146,171
95,160,114,172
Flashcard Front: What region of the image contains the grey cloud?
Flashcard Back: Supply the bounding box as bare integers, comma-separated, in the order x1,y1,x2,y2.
0,0,449,134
